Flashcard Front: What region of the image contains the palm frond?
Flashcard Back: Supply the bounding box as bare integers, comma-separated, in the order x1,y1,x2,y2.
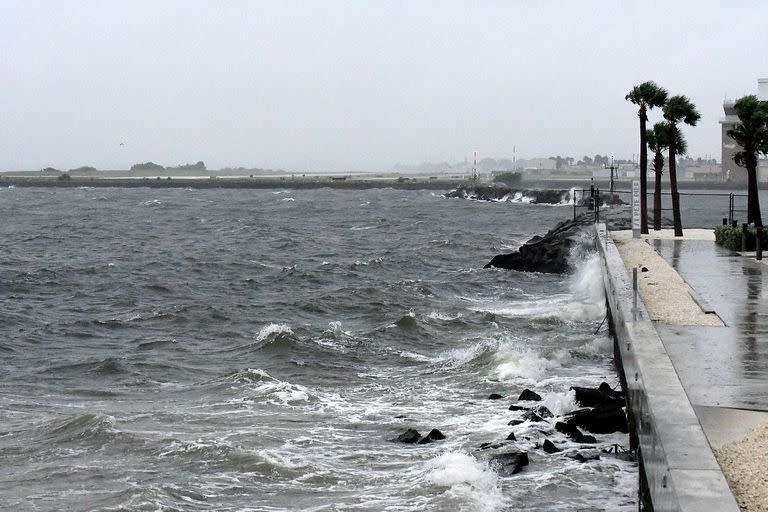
663,95,700,127
626,81,668,109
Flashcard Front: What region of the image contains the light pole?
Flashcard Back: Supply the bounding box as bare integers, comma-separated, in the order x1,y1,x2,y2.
609,155,615,194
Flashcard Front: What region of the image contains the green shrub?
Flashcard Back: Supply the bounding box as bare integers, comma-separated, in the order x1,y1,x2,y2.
715,223,768,252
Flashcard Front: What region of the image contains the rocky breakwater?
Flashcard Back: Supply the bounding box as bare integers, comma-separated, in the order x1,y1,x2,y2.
445,184,567,204
484,215,595,273
445,184,626,206
391,383,631,478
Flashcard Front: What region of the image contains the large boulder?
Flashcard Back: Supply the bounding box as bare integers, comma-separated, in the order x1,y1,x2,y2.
489,451,530,476
570,386,625,408
542,439,561,453
484,216,594,273
418,428,446,444
555,421,597,444
393,429,421,444
565,405,628,434
517,389,543,402
393,428,446,444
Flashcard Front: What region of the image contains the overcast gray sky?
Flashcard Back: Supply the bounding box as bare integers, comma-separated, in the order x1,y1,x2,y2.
1,1,766,172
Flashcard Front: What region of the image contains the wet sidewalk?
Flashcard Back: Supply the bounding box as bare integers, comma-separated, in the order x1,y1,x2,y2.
648,237,768,449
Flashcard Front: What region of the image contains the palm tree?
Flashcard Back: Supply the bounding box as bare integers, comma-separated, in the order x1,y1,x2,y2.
727,95,768,227
646,122,686,230
626,82,668,234
662,95,700,237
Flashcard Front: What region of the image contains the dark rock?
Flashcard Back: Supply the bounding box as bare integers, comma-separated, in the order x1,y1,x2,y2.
522,411,545,423
641,266,648,272
554,421,598,444
508,419,524,426
542,439,561,453
394,429,421,444
555,421,581,438
418,428,446,444
484,216,594,273
490,451,529,476
598,382,624,399
534,406,553,418
566,449,601,463
478,442,510,450
570,386,624,408
506,431,516,441
508,404,528,411
488,393,503,400
566,405,628,434
518,389,542,402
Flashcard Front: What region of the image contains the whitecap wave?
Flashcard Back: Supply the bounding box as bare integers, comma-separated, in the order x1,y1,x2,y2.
425,452,503,512
493,345,558,382
225,368,311,404
326,321,353,338
427,311,463,321
256,323,295,344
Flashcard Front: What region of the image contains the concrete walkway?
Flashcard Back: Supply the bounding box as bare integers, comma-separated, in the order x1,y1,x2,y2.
613,230,768,441
612,229,768,511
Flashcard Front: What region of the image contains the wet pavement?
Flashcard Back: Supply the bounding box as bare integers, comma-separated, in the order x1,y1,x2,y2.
649,239,768,447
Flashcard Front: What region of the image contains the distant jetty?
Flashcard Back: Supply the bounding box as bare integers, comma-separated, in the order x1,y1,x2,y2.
0,175,463,190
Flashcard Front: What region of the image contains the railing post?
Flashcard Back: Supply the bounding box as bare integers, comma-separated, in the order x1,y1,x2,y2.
742,223,749,252
595,188,600,223
757,235,763,261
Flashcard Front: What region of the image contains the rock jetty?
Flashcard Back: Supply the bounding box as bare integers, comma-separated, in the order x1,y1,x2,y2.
484,216,594,273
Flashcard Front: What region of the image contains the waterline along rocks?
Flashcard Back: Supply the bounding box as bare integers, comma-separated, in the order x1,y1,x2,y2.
445,184,569,203
444,184,626,205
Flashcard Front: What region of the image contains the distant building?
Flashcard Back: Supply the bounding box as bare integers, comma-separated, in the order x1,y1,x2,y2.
721,78,768,183
520,158,557,172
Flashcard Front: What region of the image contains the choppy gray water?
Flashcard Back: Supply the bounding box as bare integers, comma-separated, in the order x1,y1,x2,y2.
0,186,639,511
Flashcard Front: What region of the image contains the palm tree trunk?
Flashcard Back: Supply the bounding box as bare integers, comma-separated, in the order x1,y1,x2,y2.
747,154,763,227
669,128,683,237
653,152,663,230
639,107,649,234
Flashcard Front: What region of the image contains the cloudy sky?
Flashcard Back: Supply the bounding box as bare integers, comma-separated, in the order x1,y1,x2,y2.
1,1,766,172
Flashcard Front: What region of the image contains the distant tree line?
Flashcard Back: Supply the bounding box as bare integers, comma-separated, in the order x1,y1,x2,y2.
130,161,207,172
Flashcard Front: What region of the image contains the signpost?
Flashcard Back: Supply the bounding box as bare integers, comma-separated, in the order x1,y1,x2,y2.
632,180,640,238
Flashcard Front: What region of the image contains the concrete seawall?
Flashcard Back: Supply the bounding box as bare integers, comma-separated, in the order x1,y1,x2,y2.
595,224,740,511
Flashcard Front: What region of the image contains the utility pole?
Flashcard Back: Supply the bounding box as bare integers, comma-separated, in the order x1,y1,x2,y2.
472,150,478,181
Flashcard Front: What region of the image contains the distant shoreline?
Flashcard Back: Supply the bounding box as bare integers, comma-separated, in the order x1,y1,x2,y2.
0,175,750,192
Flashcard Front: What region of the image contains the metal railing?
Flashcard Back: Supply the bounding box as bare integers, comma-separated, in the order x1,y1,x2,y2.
610,189,748,228
572,187,601,222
